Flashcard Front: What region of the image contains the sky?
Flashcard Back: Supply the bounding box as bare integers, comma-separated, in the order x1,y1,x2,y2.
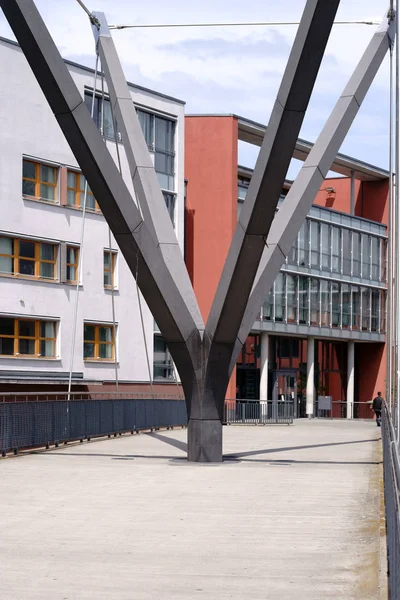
0,0,393,174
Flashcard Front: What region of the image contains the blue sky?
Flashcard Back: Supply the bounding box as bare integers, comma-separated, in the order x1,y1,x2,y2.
0,0,392,174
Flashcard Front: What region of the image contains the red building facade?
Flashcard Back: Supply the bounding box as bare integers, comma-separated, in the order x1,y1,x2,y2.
185,114,388,418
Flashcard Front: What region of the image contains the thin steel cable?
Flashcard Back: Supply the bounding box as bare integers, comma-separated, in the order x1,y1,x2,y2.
109,20,379,30
103,70,155,399
135,250,156,400
388,44,394,414
396,3,400,442
67,54,99,402
100,69,119,392
75,0,100,27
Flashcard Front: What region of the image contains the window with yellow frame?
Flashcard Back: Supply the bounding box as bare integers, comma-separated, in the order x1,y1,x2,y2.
0,236,56,280
22,159,57,203
66,246,79,284
103,250,116,288
83,323,115,361
67,170,100,212
0,317,57,357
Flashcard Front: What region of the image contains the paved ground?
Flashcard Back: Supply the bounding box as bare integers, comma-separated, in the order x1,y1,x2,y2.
0,420,383,600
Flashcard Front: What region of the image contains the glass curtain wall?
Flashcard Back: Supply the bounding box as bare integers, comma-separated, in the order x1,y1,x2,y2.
287,218,386,284
259,272,384,333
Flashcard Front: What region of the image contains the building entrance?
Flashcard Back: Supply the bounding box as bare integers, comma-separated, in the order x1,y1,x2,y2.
273,370,299,417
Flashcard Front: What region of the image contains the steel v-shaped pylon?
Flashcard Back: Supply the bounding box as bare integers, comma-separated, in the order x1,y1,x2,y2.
0,0,394,461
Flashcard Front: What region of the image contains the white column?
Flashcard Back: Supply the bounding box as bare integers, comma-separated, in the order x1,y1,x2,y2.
306,337,315,418
259,333,269,421
260,333,269,400
347,341,355,419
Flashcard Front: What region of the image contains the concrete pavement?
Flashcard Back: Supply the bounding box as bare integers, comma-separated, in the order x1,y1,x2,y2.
0,420,383,599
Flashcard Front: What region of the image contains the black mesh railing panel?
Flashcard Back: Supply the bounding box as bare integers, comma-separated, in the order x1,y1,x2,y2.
0,398,187,454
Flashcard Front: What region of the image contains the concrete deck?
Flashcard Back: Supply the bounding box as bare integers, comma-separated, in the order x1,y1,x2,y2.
0,420,383,599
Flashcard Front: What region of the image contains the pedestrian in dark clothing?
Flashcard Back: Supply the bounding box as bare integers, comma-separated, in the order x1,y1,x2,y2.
372,392,383,427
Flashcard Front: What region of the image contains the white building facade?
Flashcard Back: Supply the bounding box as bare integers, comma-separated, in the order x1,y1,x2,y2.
0,37,185,390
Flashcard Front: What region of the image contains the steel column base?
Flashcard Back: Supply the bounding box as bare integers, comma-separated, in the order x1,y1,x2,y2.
187,419,223,463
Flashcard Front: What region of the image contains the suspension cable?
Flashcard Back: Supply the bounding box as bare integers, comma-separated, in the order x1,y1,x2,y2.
135,250,156,400
395,3,400,441
75,0,100,28
388,43,394,415
109,20,379,30
102,69,156,399
99,70,120,393
67,54,100,401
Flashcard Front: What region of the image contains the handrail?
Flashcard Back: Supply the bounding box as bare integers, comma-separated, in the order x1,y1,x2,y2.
0,391,184,402
382,401,400,600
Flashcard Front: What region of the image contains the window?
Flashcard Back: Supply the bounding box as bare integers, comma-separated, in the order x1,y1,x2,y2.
274,273,285,322
153,334,174,379
67,170,99,211
286,274,297,323
361,234,370,279
351,286,361,330
320,280,330,327
83,323,115,360
84,92,116,139
299,277,309,324
371,237,380,281
342,229,351,276
237,179,249,219
361,287,370,331
66,246,79,284
155,116,175,191
0,317,56,358
310,279,319,326
331,282,340,327
163,192,175,225
352,232,361,277
332,226,340,273
22,159,57,203
321,223,330,270
0,237,56,280
263,286,273,320
341,283,351,328
137,110,176,191
310,221,319,268
104,250,116,288
298,222,309,267
138,110,154,150
371,289,380,332
381,240,387,283
380,291,386,332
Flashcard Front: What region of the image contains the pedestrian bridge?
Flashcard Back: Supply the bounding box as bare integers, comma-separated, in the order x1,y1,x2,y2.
0,420,387,599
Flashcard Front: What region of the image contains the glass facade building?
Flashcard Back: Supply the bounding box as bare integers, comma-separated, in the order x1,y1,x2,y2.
235,178,388,410
243,193,387,341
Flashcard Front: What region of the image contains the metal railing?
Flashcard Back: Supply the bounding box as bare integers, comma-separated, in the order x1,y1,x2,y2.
315,401,374,420
0,391,184,402
225,400,294,425
0,395,187,456
382,401,400,600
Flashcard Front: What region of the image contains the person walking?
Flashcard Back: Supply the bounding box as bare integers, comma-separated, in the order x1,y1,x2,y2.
372,392,383,427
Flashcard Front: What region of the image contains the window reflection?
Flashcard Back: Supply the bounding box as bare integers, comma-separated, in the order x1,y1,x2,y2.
275,273,285,322
299,277,308,324
286,218,385,284
257,272,385,335
320,280,330,327
332,282,340,327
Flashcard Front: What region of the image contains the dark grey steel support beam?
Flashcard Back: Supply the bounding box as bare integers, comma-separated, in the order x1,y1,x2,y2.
0,0,202,399
198,0,340,440
91,12,203,336
205,0,340,343
232,12,395,373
